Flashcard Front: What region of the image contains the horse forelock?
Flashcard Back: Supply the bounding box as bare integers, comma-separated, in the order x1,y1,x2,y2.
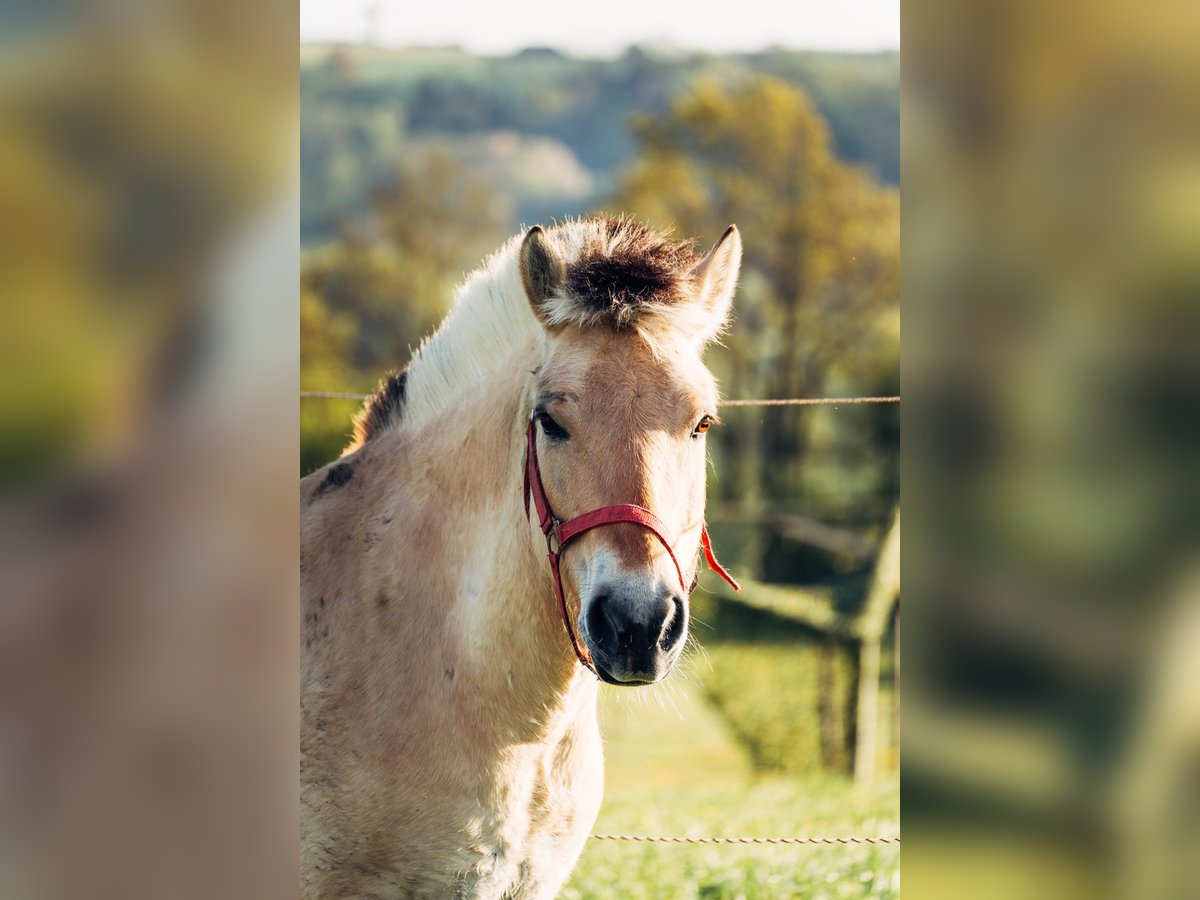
562,217,699,325
536,217,728,348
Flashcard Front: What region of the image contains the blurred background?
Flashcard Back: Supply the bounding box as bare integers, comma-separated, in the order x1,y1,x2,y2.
299,3,901,897
0,0,299,897
904,1,1200,898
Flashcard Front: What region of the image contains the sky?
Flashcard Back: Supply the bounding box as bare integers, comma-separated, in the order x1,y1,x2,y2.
300,0,900,55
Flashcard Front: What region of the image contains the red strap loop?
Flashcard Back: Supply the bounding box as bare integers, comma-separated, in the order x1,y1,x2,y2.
523,420,740,673
701,526,740,592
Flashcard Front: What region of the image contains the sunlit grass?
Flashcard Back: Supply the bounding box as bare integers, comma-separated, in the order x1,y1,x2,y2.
564,681,899,899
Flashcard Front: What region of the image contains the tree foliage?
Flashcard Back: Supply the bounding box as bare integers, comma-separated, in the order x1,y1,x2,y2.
612,78,899,539
303,150,509,375
299,69,900,583
299,149,510,472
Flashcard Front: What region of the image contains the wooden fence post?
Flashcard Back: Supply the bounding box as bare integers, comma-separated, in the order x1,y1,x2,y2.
855,637,882,784
853,507,900,785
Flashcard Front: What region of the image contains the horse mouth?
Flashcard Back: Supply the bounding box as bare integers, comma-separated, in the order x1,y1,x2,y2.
590,655,668,687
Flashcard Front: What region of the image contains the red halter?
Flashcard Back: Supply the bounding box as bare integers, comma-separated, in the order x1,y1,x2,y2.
522,419,741,674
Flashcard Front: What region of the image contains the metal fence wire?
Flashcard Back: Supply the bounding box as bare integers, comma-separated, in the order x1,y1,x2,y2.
588,834,899,845
301,392,900,407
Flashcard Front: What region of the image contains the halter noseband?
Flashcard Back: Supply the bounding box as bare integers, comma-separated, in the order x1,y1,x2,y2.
522,419,741,675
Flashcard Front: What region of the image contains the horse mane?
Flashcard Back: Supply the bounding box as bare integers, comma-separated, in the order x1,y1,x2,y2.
351,217,705,448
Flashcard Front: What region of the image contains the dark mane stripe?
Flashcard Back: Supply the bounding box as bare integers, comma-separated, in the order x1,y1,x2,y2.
354,369,408,445
561,217,698,327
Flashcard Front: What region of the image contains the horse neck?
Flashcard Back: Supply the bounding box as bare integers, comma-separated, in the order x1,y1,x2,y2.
418,322,597,737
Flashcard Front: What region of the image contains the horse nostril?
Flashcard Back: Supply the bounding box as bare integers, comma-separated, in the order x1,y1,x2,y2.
658,596,686,652
585,592,613,644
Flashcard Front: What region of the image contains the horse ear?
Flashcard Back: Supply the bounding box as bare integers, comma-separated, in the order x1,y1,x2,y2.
519,226,566,326
691,225,742,341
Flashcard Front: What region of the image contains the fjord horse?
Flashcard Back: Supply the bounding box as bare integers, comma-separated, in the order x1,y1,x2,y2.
301,218,741,898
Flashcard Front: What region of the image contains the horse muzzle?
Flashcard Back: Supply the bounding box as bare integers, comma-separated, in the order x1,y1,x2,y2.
523,418,738,678
582,583,688,685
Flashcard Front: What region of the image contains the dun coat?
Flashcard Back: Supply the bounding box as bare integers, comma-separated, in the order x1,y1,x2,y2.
301,218,741,898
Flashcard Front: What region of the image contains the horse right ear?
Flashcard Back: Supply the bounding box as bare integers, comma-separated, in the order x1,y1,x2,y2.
519,226,566,326
690,225,742,343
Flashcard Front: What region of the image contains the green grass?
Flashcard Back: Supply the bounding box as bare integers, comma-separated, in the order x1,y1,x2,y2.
702,641,853,774
699,641,897,778
563,677,899,899
688,589,897,778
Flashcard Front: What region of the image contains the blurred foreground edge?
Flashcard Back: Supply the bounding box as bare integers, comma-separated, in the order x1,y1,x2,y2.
0,2,299,898
904,0,1200,898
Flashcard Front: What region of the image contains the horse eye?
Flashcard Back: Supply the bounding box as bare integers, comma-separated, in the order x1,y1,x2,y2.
692,415,716,438
537,412,570,442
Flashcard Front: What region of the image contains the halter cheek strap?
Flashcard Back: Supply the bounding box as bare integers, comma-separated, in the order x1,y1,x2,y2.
523,420,741,674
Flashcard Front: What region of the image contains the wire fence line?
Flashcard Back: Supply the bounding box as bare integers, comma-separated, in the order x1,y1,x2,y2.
720,396,899,407
588,834,899,845
301,391,900,407
300,391,376,400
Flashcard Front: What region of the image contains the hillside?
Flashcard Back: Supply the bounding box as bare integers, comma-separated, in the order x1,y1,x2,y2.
301,44,898,242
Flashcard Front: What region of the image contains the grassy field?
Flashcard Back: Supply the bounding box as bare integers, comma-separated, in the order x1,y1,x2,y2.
563,676,899,899
690,587,897,777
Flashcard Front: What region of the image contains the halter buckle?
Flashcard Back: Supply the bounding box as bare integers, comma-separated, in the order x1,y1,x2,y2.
545,518,562,555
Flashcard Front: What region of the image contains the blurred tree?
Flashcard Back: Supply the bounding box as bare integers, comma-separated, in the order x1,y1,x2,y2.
300,149,510,472
612,77,899,560
304,149,510,376
300,102,406,241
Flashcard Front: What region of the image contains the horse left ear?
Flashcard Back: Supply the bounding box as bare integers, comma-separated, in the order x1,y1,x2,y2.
691,225,742,341
519,226,566,327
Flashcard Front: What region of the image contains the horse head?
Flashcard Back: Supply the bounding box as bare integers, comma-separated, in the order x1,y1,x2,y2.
518,219,741,685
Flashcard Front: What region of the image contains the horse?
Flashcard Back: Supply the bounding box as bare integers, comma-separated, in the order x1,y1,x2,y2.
300,217,742,898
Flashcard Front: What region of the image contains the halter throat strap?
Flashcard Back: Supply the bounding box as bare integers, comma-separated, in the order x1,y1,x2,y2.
522,419,740,674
